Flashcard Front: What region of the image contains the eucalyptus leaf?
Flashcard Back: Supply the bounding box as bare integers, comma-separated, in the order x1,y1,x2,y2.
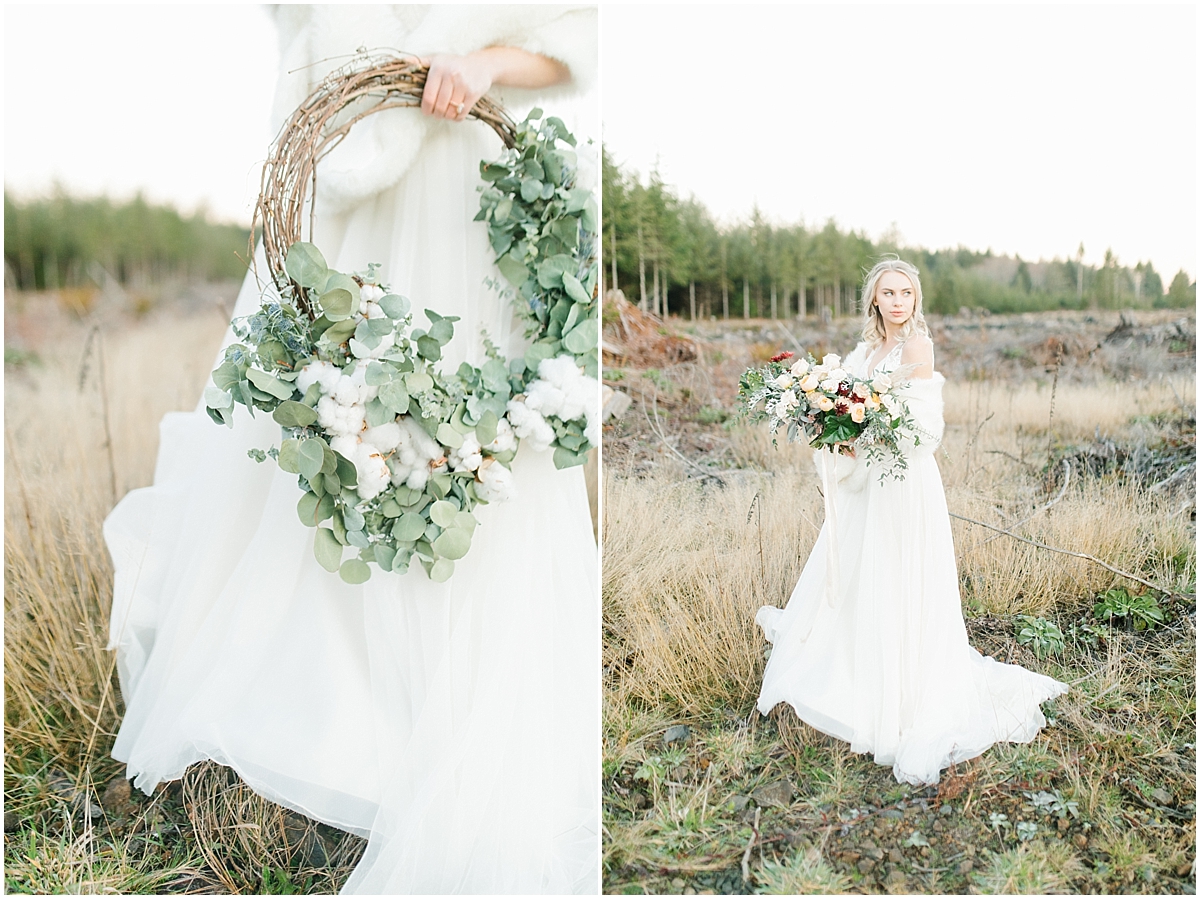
322,318,357,345
379,294,409,319
453,510,478,534
297,491,319,526
284,242,329,289
432,527,471,560
313,527,343,572
416,335,441,361
429,558,455,583
562,316,597,354
436,423,464,449
429,500,459,528
374,543,396,571
392,512,427,543
379,380,410,414
204,384,233,411
475,410,498,447
277,439,301,474
297,439,325,480
339,558,371,583
319,287,354,320
246,368,294,401
335,453,358,487
273,401,318,428
405,372,434,394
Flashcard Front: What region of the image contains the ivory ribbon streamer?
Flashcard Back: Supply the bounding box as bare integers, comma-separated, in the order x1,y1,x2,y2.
821,446,841,609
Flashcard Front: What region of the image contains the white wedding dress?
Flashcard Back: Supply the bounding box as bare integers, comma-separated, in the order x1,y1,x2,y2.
104,6,599,894
756,340,1067,786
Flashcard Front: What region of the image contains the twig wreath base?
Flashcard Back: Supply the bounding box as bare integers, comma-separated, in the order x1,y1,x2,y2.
205,53,599,583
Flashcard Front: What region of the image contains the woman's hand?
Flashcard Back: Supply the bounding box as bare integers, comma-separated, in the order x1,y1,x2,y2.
421,54,494,121
421,48,571,122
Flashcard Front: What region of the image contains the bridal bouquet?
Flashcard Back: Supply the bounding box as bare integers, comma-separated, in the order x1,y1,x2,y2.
738,350,918,481
205,110,599,584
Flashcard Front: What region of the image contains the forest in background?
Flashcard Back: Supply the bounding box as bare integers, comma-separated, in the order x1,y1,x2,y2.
4,191,252,291
602,150,1197,320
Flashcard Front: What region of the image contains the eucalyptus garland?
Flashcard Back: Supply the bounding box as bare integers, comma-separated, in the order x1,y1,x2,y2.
205,109,598,584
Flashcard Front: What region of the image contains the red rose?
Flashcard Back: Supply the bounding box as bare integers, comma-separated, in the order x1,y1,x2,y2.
770,351,794,363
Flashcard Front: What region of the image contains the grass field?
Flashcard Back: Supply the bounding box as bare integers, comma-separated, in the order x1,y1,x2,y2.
602,308,1196,894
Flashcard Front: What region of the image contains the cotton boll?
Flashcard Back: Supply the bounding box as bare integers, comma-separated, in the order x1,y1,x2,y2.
449,433,483,472
537,354,582,388
296,360,332,394
406,467,430,490
360,284,385,304
363,300,386,319
345,404,366,435
316,396,340,431
506,400,555,452
524,379,567,419
476,459,516,503
584,415,600,448
354,443,391,501
484,418,516,454
399,417,443,463
334,375,361,406
330,434,359,460
363,421,401,452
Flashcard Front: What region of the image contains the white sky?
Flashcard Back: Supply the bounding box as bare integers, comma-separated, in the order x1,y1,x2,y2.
602,4,1197,280
4,4,279,225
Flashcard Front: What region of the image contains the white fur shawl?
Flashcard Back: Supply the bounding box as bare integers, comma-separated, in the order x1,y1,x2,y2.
267,5,596,211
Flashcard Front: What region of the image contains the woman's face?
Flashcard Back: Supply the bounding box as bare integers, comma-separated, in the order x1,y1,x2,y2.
873,271,916,328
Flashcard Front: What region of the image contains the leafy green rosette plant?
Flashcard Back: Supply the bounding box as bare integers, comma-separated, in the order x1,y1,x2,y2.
204,109,598,584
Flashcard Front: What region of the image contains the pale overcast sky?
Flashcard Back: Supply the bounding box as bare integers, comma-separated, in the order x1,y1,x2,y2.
5,4,279,225
603,4,1196,280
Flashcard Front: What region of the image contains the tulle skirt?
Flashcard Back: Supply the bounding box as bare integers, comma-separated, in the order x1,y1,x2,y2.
105,120,599,893
756,453,1067,786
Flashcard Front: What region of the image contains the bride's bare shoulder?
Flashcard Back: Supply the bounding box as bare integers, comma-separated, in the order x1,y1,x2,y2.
901,333,934,377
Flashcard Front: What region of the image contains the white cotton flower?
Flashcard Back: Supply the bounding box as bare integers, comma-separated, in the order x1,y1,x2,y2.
353,442,391,501
790,358,810,376
476,458,517,503
522,355,599,441
449,433,483,472
406,467,430,490
574,141,598,192
316,396,340,431
297,360,334,395
584,415,600,448
330,434,359,460
360,284,385,304
363,421,401,453
334,375,361,406
484,418,517,454
773,373,794,390
363,300,386,319
506,399,556,451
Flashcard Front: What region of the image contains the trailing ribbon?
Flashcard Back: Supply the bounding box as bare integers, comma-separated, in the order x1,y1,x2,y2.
820,446,841,610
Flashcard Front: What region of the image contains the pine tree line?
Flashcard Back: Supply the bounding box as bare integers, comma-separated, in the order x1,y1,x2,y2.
4,191,252,291
602,150,1195,318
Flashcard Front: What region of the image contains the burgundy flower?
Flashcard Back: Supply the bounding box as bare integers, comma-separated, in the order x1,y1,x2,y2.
834,401,849,415
770,351,794,363
836,382,851,397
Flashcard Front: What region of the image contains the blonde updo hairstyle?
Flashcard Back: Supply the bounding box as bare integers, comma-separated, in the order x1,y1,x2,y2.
860,257,930,347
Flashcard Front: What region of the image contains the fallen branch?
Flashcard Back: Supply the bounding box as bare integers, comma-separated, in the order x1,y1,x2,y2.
641,384,727,486
741,806,761,884
981,459,1071,545
949,509,1192,599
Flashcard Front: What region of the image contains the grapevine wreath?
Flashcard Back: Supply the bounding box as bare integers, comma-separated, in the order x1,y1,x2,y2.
204,54,599,584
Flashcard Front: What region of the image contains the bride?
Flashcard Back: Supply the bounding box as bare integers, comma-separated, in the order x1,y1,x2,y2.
104,6,598,894
756,258,1067,786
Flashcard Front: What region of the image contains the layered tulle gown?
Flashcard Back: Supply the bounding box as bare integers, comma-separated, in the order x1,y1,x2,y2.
756,340,1067,786
105,6,599,893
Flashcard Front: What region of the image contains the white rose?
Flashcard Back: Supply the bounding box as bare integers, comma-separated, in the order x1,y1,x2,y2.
780,389,798,409
850,403,866,424
817,395,835,412
865,394,881,411
872,374,893,393
773,373,794,390
799,373,820,392
790,358,810,376
851,382,870,400
823,353,842,369
820,378,841,394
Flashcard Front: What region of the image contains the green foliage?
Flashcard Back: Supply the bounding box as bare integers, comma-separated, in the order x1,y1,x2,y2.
1092,588,1167,631
1014,615,1066,658
4,190,250,290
